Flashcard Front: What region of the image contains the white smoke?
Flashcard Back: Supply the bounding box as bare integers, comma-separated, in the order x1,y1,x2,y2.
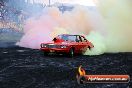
17,0,132,55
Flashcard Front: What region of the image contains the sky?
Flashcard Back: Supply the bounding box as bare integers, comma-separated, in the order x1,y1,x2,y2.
26,0,96,6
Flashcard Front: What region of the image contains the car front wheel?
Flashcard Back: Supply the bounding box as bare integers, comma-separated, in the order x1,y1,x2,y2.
69,48,74,57
43,51,48,56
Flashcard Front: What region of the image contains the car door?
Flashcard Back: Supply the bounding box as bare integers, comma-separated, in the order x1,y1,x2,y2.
80,36,88,53
74,35,82,53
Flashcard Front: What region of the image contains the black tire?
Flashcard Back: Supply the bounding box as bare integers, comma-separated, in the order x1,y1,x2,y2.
43,51,48,56
69,48,74,57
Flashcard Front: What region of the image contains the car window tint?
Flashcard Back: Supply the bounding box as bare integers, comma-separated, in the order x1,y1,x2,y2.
76,36,81,42
68,36,76,42
62,35,68,40
58,35,77,42
81,36,87,42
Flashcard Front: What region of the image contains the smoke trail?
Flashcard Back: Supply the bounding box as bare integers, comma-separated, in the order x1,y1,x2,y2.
17,0,132,55
85,0,132,55
17,6,99,49
96,0,132,52
84,31,106,55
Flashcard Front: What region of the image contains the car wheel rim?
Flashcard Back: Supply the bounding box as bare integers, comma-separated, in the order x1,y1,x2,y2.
71,49,74,56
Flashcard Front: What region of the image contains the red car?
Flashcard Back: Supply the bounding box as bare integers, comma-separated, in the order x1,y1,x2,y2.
40,34,94,57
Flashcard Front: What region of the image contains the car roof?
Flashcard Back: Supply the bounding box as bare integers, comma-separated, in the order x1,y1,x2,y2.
58,34,82,36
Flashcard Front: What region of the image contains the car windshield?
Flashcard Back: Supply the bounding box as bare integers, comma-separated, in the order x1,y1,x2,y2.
58,35,76,42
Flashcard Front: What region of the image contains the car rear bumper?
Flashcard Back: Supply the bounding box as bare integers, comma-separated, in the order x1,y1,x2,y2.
40,48,69,53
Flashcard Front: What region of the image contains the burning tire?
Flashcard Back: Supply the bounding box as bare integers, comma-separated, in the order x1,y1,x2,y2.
69,48,74,57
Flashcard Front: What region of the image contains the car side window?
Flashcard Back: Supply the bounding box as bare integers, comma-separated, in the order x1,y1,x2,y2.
76,36,81,42
81,36,87,42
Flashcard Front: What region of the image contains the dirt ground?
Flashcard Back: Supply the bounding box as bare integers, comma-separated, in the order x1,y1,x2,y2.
0,46,131,88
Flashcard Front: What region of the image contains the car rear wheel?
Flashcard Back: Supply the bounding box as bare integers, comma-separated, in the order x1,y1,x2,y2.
69,48,74,57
